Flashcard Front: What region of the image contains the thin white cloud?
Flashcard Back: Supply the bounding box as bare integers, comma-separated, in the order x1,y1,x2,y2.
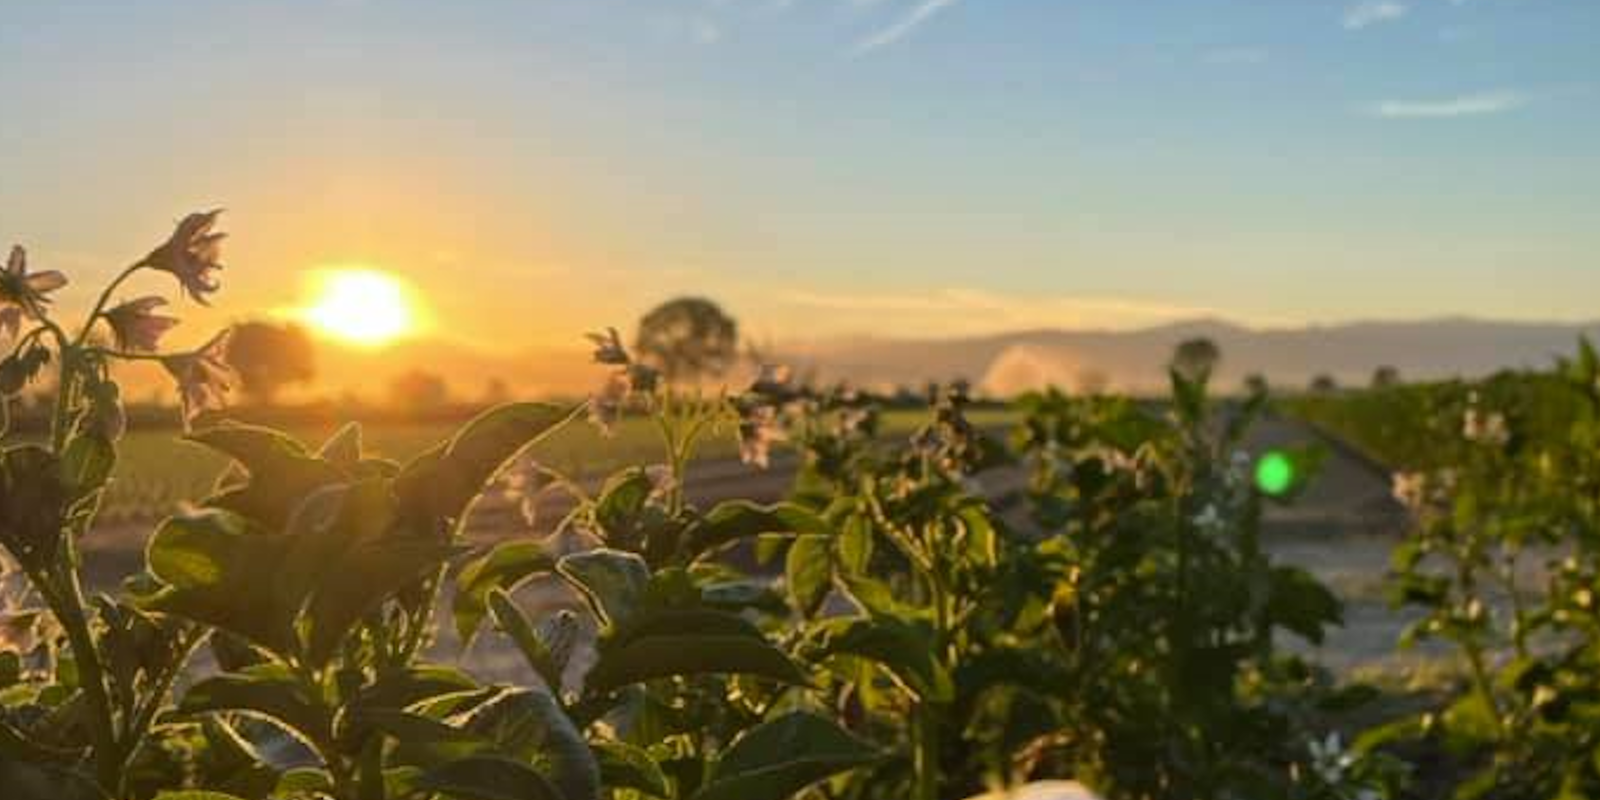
1343,1,1408,30
1369,90,1524,118
782,287,1236,334
1203,47,1269,66
853,0,961,55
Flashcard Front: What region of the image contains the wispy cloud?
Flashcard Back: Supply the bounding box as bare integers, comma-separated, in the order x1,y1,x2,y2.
1369,90,1524,119
1202,47,1269,66
782,288,1237,335
853,0,961,55
1343,1,1408,30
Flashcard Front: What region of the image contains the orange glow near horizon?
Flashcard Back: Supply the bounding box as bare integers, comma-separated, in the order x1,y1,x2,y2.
299,268,421,348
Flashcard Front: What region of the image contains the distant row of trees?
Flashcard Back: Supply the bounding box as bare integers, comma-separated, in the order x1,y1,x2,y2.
215,296,745,409
1170,335,1403,395
223,310,1407,411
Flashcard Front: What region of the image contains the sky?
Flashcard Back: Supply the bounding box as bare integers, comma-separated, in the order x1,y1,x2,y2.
0,0,1596,352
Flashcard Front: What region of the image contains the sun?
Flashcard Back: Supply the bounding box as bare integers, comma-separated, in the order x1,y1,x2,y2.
300,268,418,347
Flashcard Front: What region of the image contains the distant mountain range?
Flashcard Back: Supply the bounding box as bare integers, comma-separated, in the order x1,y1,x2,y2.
116,317,1600,403
777,317,1600,396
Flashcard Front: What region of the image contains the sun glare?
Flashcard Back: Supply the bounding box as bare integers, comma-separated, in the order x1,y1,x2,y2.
301,269,417,347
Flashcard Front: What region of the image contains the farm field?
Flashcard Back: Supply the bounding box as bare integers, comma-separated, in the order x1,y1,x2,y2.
93,407,1019,524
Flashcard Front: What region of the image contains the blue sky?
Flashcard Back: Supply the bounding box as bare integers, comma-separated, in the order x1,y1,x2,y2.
0,0,1595,345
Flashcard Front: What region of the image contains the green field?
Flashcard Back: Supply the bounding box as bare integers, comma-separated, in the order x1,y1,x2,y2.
97,407,1018,523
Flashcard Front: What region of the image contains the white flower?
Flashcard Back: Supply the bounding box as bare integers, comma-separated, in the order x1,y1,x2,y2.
738,403,787,469
1462,407,1509,446
1392,471,1428,510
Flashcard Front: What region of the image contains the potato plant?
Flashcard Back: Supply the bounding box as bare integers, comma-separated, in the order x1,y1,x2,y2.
1347,341,1600,799
0,212,1491,800
0,216,878,800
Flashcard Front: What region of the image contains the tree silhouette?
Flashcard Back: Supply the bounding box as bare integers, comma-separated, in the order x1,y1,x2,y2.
226,321,315,405
1371,365,1401,389
634,297,739,384
1310,374,1339,394
1242,373,1269,397
1170,337,1222,382
388,370,450,415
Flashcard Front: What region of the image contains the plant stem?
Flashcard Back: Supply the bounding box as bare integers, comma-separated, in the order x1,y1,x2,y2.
52,563,123,790
74,263,144,346
913,702,940,800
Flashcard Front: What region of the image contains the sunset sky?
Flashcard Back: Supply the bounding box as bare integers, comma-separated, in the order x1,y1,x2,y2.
1,0,1596,354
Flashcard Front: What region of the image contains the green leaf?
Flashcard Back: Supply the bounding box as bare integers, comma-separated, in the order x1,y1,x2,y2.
680,502,830,561
143,509,296,653
557,549,649,629
786,534,834,619
593,468,654,547
595,740,671,798
179,664,329,753
302,537,463,666
59,432,115,502
153,792,252,800
416,755,566,800
488,590,565,692
0,761,107,800
458,691,600,800
454,541,556,646
318,422,364,467
396,403,577,527
692,712,880,800
189,424,343,529
337,665,478,747
0,446,68,570
587,634,808,695
810,615,953,703
1266,565,1343,645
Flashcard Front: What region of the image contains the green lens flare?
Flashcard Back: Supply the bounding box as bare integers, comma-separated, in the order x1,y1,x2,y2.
1254,452,1296,496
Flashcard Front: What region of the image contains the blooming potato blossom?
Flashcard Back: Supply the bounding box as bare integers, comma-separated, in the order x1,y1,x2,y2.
1462,406,1509,446
103,296,180,352
0,246,68,339
737,403,786,469
162,329,237,429
146,210,225,305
